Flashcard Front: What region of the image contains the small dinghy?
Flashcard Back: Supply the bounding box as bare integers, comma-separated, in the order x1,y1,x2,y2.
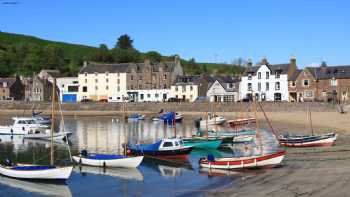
199,113,226,126
0,160,73,180
182,138,222,149
126,138,193,158
73,150,143,168
199,151,285,169
279,132,337,147
128,114,145,121
227,117,256,128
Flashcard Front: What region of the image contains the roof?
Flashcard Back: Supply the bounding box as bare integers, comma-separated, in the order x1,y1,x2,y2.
307,65,350,80
46,71,64,78
79,61,178,74
243,63,291,76
289,69,301,81
208,75,240,92
173,75,202,85
0,78,16,88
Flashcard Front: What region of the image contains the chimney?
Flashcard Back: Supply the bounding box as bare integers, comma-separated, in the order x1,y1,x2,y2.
246,58,253,68
290,55,296,67
83,61,88,67
320,61,327,72
144,58,151,65
261,57,268,65
174,55,180,65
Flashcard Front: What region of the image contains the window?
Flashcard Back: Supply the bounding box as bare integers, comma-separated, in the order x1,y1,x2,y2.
85,79,87,83
275,71,281,78
305,91,313,97
84,73,87,76
175,141,179,146
95,79,98,83
331,78,337,86
248,83,252,91
83,86,87,92
258,72,261,79
106,85,109,90
68,86,78,92
147,94,151,98
18,120,25,124
274,93,282,101
175,86,178,91
163,142,173,147
106,78,109,83
275,82,280,90
266,72,270,79
105,72,109,76
95,86,98,90
163,94,167,100
228,83,234,89
117,73,120,77
95,72,98,76
303,79,309,86
258,82,261,91
131,75,134,80
248,74,252,80
140,94,144,100
164,74,167,79
266,82,269,91
190,86,193,91
139,75,142,80
291,81,296,87
182,85,186,92
117,79,120,84
117,86,120,92
155,93,159,98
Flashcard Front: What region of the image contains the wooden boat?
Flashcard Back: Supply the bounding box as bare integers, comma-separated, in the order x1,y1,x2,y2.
73,151,143,168
182,138,222,149
279,132,337,147
199,113,226,126
227,117,256,128
199,151,285,169
126,138,193,158
0,78,73,181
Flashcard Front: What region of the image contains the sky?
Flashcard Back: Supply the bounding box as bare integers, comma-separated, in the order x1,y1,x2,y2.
1,0,350,67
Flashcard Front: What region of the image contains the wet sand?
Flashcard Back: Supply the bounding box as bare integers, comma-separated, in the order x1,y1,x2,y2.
205,112,350,197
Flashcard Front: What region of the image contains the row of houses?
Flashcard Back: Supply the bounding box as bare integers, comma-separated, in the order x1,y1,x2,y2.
1,56,350,103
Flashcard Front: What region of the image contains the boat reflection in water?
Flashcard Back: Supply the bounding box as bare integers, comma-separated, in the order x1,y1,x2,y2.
76,165,144,181
0,175,72,197
142,157,193,178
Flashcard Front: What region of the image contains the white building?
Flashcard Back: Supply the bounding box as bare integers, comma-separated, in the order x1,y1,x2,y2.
130,89,170,102
207,76,240,102
56,77,79,102
240,57,298,101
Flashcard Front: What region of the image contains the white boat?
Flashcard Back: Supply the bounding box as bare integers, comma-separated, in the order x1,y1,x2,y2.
76,166,144,181
0,164,73,180
24,130,72,141
32,115,51,125
200,114,226,126
232,135,255,143
199,151,285,169
73,151,143,168
0,117,48,135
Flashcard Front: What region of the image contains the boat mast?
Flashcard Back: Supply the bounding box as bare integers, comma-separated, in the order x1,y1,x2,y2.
252,93,262,155
50,78,56,166
57,96,73,162
308,105,314,136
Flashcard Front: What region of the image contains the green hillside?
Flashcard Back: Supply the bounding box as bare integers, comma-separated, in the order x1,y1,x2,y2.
0,31,244,77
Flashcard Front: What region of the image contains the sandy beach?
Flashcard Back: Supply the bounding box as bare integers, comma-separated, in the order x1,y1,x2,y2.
205,111,350,197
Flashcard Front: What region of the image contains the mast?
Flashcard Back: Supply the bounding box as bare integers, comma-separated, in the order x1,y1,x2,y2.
308,105,314,136
58,95,73,162
50,78,56,166
252,93,262,155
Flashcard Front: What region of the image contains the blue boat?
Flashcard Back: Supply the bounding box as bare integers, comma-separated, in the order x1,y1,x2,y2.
159,112,183,123
128,114,145,120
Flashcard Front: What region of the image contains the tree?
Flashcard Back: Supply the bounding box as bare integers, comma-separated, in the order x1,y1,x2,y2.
116,34,133,49
112,48,140,63
42,45,65,70
145,51,162,63
91,44,112,62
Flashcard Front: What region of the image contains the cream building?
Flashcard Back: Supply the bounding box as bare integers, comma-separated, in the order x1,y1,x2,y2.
78,64,128,101
170,84,199,102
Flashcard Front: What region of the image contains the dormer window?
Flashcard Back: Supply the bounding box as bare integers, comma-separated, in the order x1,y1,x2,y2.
275,71,281,78
84,72,87,77
331,78,337,86
248,74,252,80
94,72,98,76
266,72,270,79
105,72,109,76
303,79,309,86
258,72,261,79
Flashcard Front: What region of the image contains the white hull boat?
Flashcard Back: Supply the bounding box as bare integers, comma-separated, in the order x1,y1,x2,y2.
73,154,143,168
0,164,73,180
24,131,72,141
200,116,226,126
76,166,144,181
0,117,48,135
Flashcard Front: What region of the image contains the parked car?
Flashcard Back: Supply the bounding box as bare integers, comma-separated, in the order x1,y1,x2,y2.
98,99,108,103
81,98,93,102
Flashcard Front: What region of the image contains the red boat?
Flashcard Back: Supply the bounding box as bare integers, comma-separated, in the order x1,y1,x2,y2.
227,117,256,128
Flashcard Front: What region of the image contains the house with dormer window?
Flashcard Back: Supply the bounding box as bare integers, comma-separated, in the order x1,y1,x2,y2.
207,76,240,102
240,57,298,101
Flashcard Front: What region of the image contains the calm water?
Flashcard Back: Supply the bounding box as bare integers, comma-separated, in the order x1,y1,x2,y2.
0,115,278,197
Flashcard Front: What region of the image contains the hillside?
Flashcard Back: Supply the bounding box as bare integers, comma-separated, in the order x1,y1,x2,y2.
0,31,244,77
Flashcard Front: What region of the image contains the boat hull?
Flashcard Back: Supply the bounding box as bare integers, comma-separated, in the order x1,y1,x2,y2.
227,118,256,128
199,151,285,169
73,155,144,168
24,132,72,141
183,139,222,149
280,137,335,147
0,165,73,180
128,146,193,157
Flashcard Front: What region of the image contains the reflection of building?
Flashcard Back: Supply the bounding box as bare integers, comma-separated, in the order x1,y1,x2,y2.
56,77,79,102
240,57,298,101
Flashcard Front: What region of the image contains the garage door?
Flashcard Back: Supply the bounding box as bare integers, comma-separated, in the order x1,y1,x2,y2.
62,94,77,103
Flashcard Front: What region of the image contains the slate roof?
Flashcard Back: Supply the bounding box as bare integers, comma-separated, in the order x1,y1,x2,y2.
243,63,291,76
79,62,177,74
306,65,350,80
0,78,16,88
289,69,301,81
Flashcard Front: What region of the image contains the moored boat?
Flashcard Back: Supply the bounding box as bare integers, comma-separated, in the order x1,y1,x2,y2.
0,117,49,135
199,113,226,126
126,138,193,158
128,114,145,120
279,132,337,147
73,150,143,168
182,138,222,149
199,151,285,169
159,112,183,123
227,117,256,128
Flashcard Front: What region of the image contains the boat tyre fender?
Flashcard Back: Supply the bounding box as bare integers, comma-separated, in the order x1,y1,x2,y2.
198,157,206,165
79,158,82,165
103,161,106,168
10,129,13,134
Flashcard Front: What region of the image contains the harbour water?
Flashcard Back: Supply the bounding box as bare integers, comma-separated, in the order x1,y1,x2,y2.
0,115,279,197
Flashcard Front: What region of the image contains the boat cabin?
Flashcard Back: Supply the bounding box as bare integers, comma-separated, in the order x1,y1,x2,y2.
158,138,186,150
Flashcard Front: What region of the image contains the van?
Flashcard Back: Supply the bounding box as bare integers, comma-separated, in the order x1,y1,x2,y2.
108,95,130,103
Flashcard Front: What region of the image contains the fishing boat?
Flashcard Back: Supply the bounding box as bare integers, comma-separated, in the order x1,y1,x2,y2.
0,78,73,181
182,138,222,149
126,138,193,158
128,113,145,120
227,117,256,128
0,117,49,135
279,132,337,147
73,150,143,168
199,113,225,126
199,151,285,169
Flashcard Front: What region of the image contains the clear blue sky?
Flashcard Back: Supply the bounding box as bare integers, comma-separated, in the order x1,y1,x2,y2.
1,0,349,67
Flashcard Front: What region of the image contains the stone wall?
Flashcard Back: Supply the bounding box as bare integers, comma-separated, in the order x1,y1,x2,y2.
0,101,339,114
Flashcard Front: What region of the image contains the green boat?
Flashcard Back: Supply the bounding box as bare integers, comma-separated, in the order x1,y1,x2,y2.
182,138,222,149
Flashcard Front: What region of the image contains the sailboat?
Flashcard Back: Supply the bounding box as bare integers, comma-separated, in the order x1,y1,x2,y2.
73,100,144,168
278,106,337,147
199,96,285,169
0,78,73,180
